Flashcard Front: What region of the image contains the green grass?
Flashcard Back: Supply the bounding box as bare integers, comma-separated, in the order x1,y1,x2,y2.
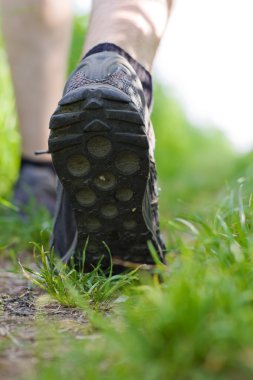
24,188,253,380
0,35,19,196
21,245,139,309
0,199,52,265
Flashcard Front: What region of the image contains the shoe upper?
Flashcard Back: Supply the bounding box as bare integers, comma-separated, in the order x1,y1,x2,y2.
64,52,146,118
13,164,56,216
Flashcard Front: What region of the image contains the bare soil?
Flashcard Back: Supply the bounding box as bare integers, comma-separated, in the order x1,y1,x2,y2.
0,254,89,380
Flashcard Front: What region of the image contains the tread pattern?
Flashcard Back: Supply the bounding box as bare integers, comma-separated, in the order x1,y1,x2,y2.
49,85,162,269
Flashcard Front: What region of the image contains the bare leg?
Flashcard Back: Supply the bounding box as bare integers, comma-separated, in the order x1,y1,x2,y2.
84,0,173,71
0,0,72,161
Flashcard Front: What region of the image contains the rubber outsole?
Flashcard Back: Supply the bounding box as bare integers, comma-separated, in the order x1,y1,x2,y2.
49,85,161,269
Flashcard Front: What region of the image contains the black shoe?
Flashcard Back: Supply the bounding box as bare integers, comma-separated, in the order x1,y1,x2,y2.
12,163,56,216
49,51,165,271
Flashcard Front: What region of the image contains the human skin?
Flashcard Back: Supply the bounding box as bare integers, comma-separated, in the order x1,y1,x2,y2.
0,0,72,161
84,0,173,71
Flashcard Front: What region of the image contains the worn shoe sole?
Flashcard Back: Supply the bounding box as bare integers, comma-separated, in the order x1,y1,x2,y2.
49,85,162,269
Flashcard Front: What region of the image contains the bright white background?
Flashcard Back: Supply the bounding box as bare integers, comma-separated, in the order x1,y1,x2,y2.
74,0,253,151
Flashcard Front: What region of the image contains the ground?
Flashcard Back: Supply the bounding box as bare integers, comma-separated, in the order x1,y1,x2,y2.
0,254,89,380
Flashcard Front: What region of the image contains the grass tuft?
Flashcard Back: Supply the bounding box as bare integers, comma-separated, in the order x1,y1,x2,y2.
21,245,139,309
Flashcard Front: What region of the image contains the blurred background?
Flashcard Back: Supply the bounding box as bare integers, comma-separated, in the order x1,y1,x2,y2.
0,0,253,227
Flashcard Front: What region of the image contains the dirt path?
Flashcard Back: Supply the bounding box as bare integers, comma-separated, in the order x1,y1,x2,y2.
0,256,88,380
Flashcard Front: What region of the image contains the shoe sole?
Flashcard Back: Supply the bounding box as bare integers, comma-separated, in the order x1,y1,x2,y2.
49,85,161,269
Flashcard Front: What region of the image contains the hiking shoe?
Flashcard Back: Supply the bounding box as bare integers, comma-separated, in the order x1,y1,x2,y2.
13,164,57,216
49,51,165,271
